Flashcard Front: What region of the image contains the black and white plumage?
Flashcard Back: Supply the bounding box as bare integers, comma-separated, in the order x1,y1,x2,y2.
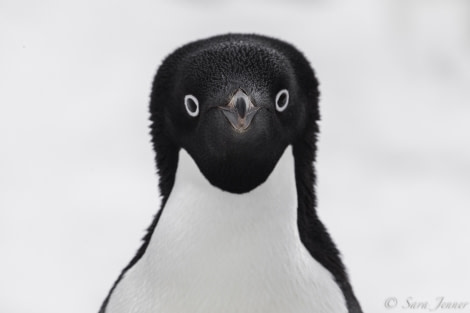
99,34,363,313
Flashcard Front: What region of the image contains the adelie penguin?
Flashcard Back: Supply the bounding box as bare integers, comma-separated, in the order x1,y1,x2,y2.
99,34,363,313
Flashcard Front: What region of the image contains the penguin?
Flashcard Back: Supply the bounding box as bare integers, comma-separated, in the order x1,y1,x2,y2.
99,34,363,313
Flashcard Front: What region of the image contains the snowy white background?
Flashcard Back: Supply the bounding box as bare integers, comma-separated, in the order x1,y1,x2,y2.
1,0,469,312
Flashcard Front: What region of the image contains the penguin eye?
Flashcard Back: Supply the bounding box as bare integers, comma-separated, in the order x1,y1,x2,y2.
184,95,199,117
275,89,289,112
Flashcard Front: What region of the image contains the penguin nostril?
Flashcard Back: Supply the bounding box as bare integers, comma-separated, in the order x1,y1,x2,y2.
184,95,199,117
235,97,247,118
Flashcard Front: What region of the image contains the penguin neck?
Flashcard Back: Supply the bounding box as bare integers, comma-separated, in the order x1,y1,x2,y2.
179,145,297,197
181,144,297,229
146,145,300,259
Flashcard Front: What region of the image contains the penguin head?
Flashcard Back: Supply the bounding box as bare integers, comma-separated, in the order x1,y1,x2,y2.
150,34,319,194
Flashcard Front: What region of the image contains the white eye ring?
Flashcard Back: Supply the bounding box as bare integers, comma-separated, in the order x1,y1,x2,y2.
184,94,199,117
275,89,289,112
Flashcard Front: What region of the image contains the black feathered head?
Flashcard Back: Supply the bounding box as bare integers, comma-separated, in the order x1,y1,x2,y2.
149,34,320,197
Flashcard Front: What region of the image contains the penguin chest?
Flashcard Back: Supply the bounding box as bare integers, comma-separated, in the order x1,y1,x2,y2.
106,147,347,313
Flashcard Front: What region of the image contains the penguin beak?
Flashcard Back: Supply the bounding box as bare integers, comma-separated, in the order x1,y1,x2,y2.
218,89,260,132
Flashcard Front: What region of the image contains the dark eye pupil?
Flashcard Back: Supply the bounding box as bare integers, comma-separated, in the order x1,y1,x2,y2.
186,98,197,113
277,93,287,107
